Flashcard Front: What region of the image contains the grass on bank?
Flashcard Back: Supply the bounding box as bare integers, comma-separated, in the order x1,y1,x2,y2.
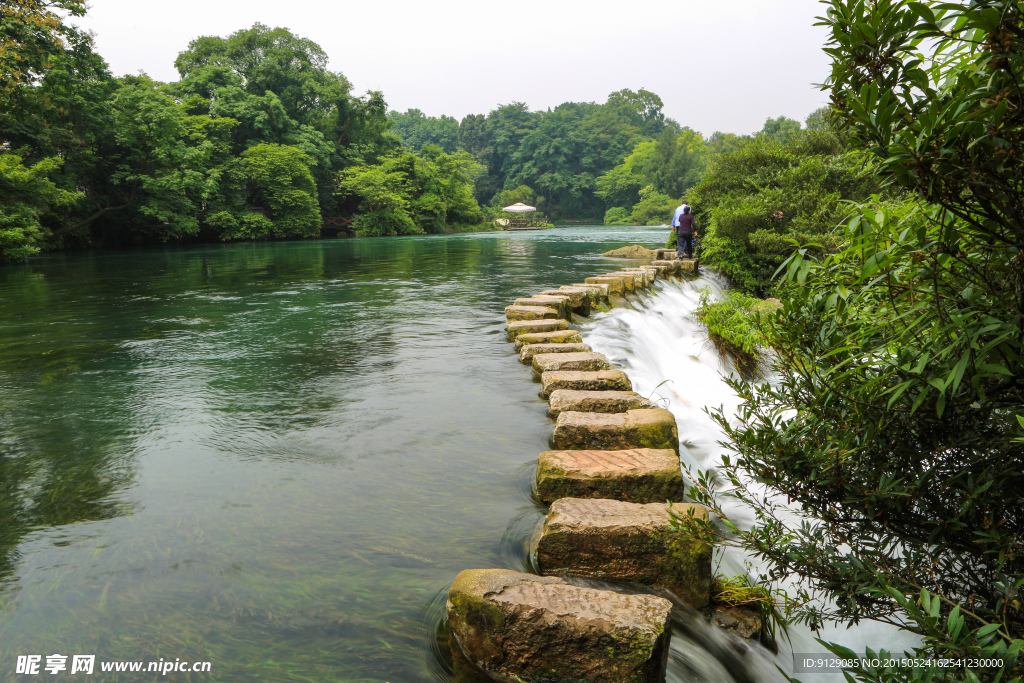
694,288,780,377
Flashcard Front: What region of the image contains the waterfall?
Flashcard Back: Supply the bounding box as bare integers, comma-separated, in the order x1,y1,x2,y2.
579,272,916,683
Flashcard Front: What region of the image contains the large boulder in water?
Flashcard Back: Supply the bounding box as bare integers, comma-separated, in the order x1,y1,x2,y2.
603,244,659,259
536,499,712,609
447,568,672,683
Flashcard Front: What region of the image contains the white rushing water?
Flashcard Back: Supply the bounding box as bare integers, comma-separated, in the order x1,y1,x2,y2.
579,272,915,683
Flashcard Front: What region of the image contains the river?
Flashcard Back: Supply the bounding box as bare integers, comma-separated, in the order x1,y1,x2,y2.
0,227,901,682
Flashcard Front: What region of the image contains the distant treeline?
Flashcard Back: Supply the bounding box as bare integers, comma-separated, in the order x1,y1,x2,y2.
0,2,827,262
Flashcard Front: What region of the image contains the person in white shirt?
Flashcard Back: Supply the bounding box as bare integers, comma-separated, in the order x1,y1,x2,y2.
671,201,690,228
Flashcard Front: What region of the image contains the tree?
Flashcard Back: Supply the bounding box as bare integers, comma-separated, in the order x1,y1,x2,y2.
690,130,877,294
0,154,80,261
174,23,349,130
628,185,676,225
493,184,536,208
604,88,667,137
705,131,744,156
230,143,321,239
336,148,482,236
643,127,706,199
681,0,1024,676
388,109,458,153
758,115,802,143
0,28,116,240
0,0,85,101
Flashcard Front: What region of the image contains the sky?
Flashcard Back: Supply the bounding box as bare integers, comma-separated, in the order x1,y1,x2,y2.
75,0,834,137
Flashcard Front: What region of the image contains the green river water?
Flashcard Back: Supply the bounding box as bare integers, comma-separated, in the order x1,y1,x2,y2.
0,227,670,682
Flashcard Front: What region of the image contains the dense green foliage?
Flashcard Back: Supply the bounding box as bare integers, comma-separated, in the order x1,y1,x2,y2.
681,1,1024,678
337,146,482,236
0,21,404,260
387,109,458,153
0,0,85,100
439,89,679,220
693,288,777,376
2,7,711,260
691,124,879,295
596,127,706,225
0,154,80,261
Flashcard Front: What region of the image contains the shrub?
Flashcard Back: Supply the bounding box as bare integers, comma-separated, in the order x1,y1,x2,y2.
694,288,778,376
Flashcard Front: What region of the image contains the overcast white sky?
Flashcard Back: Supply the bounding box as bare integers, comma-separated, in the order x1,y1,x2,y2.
75,0,833,137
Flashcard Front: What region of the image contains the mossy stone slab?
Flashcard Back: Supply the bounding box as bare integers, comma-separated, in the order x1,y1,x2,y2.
535,499,712,610
447,568,672,683
538,288,590,314
583,276,624,295
513,296,569,318
536,448,685,504
651,260,681,275
620,268,656,287
506,318,569,342
558,285,604,306
518,342,592,364
540,370,632,398
532,352,610,375
505,305,560,322
514,329,583,350
608,271,646,291
571,282,610,300
552,408,678,451
599,273,636,293
547,389,655,416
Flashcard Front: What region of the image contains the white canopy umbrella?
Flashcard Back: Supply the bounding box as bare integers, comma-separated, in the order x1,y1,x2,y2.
502,202,536,213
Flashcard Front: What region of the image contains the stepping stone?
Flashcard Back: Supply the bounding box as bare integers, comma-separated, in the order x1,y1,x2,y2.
621,268,656,287
540,370,632,398
519,342,592,364
651,260,681,275
679,259,699,273
584,276,625,295
547,389,655,416
536,448,685,504
552,408,678,451
448,568,672,683
600,272,636,293
506,318,568,342
539,288,590,313
609,271,647,291
631,265,660,282
535,499,712,609
505,305,559,321
654,248,677,260
558,285,605,306
571,282,610,300
514,329,583,350
532,352,610,375
514,296,569,318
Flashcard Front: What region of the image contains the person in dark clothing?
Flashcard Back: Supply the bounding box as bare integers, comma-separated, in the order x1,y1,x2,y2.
676,206,695,259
